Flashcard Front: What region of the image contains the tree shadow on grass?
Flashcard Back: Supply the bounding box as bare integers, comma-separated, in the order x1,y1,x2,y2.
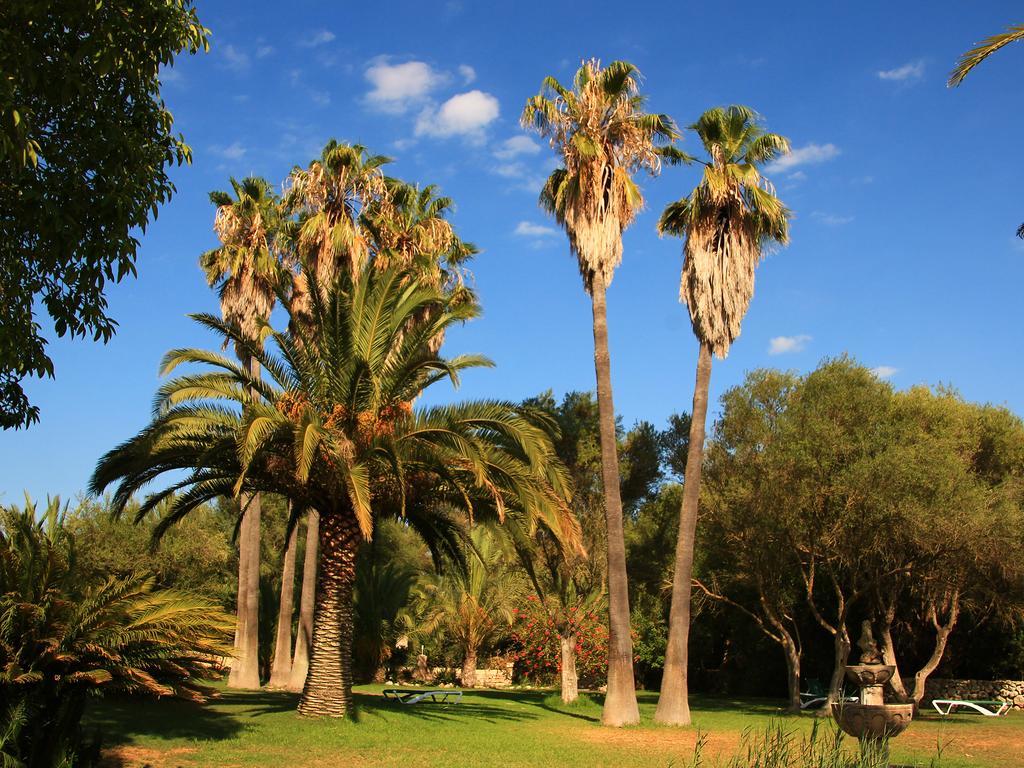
85,694,246,745
353,690,540,725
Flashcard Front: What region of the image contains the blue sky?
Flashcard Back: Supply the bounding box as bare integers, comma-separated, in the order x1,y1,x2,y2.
3,0,1023,503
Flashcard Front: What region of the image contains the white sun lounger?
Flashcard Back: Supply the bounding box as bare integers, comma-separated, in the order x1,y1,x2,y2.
931,699,1011,717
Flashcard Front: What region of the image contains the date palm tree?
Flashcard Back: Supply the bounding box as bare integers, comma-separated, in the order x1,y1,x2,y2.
412,526,523,688
199,175,282,689
91,264,578,718
521,58,678,726
655,105,790,725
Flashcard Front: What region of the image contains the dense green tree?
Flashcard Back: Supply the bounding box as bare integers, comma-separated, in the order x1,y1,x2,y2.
0,0,208,429
657,106,791,725
91,265,578,718
522,59,678,726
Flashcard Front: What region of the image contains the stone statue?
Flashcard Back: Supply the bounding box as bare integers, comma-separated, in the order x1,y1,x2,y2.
856,619,883,665
416,647,429,682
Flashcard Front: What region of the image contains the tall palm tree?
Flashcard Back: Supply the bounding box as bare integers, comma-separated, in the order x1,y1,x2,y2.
199,175,282,690
91,265,579,718
521,58,678,726
948,23,1024,238
655,106,791,725
412,526,523,688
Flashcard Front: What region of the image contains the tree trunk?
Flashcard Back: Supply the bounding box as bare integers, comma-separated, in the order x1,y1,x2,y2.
782,633,801,713
289,510,319,692
910,593,960,706
879,599,909,702
267,518,299,688
824,624,851,711
461,648,478,688
228,493,261,689
297,511,359,718
656,342,712,725
589,277,639,727
560,633,579,704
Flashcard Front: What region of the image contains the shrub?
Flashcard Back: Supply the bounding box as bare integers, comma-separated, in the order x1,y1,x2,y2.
509,596,608,689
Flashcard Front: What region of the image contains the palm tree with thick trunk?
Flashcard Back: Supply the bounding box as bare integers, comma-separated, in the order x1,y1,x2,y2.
199,176,282,689
91,264,578,718
522,59,678,726
654,106,791,725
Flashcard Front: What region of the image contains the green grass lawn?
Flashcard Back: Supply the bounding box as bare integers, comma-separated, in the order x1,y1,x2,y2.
86,685,1024,768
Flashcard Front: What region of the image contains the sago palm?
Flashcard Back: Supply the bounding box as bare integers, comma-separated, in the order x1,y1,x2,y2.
91,265,578,718
655,105,790,725
522,58,678,726
200,174,283,690
0,497,232,766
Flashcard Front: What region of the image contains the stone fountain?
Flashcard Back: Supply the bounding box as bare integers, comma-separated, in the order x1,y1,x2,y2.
831,621,914,748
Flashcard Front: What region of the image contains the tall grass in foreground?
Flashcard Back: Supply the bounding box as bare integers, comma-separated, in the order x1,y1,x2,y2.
685,721,946,768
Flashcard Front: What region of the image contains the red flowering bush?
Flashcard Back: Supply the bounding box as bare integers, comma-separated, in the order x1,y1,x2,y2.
509,595,608,689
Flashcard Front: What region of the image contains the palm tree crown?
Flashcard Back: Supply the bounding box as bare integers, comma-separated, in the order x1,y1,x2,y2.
659,105,791,358
522,59,679,293
200,176,283,343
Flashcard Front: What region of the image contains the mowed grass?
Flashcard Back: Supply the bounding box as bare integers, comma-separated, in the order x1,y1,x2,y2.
86,685,1024,768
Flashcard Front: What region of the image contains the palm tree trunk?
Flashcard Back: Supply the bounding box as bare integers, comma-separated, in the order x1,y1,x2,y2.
288,510,319,692
267,517,299,688
228,492,261,689
560,632,579,704
461,648,478,688
297,510,358,718
655,341,712,725
589,276,639,727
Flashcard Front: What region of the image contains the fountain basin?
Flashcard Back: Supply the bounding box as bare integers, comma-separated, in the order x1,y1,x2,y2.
845,664,895,688
831,702,914,740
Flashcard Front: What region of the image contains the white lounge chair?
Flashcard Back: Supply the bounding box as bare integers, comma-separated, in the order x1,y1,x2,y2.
382,688,463,705
931,699,1011,717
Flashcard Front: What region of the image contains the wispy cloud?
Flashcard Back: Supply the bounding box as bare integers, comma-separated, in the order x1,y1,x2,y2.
309,89,331,107
878,60,925,82
222,44,250,73
811,211,854,226
160,67,184,85
494,135,541,160
768,334,812,355
515,221,559,238
210,141,247,160
870,365,898,379
415,90,499,141
301,29,336,48
458,64,476,84
766,143,841,173
256,44,274,58
365,59,445,114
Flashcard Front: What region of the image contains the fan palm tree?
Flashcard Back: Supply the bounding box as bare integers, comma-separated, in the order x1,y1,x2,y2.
654,105,791,725
200,175,283,690
949,23,1024,238
412,526,523,688
91,264,578,718
0,497,232,766
521,58,678,726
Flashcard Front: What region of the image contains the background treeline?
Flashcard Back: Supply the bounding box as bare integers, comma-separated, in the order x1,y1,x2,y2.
59,356,1024,702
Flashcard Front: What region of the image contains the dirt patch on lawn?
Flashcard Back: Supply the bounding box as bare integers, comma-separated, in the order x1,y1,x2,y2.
897,722,1024,766
99,746,197,768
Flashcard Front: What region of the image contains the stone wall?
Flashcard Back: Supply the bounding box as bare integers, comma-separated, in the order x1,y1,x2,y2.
924,678,1024,710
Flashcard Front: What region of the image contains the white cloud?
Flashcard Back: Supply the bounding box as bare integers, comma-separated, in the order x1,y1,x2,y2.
211,141,247,160
766,142,841,173
256,44,274,58
222,44,250,73
870,365,899,379
458,64,476,84
877,60,925,82
494,135,541,160
415,90,500,140
494,162,526,178
302,29,336,48
160,67,183,84
515,221,559,238
812,211,854,226
310,89,331,107
768,334,811,355
365,60,445,113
